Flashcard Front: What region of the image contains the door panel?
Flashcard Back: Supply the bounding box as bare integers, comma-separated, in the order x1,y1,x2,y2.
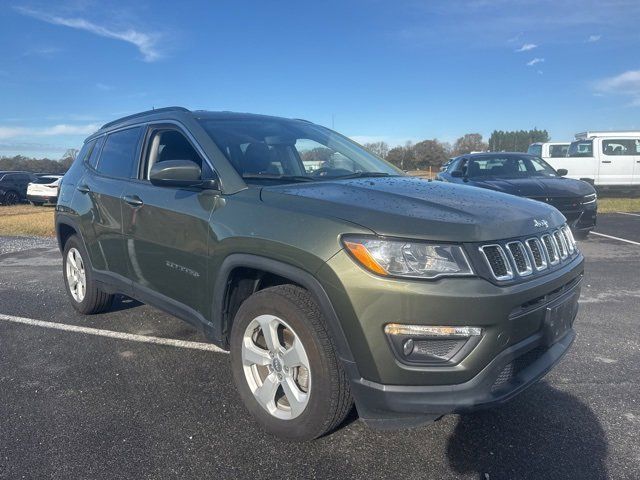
76,174,130,281
121,182,218,317
598,138,636,186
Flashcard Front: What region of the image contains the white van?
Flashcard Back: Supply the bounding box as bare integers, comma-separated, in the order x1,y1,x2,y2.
527,142,570,161
533,132,640,189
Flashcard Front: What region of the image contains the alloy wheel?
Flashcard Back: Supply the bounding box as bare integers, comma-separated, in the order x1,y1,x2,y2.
241,314,311,420
65,247,86,303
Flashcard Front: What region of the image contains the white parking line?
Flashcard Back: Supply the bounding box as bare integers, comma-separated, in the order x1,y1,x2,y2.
616,212,640,218
0,313,228,353
591,232,640,246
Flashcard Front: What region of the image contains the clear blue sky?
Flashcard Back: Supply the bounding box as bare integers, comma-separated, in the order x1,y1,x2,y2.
1,0,639,158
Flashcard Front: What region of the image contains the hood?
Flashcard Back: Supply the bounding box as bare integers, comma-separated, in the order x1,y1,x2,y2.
467,176,595,198
261,176,566,242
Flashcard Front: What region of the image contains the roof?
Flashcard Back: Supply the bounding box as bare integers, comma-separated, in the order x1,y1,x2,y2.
575,130,640,139
94,106,310,139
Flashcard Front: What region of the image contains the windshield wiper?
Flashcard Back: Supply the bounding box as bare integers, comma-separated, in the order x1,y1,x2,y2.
241,174,315,182
330,172,394,180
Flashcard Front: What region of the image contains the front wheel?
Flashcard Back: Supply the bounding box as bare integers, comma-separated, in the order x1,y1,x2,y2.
62,235,114,314
230,285,352,441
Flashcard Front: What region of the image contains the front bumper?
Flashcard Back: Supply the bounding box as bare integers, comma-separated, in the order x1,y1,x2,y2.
561,202,597,233
317,248,583,426
351,325,575,427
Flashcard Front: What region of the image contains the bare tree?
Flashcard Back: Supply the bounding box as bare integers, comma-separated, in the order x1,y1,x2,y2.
61,148,79,162
363,141,390,159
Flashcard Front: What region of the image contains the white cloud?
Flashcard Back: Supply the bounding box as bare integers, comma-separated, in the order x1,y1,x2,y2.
0,127,29,140
587,34,602,43
0,123,100,140
516,43,537,52
526,57,545,66
15,7,162,62
595,69,640,106
596,70,640,94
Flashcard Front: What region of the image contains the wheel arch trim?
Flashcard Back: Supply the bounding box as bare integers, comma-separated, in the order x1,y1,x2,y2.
212,254,358,370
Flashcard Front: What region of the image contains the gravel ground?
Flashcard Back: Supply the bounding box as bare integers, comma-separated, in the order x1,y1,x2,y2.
0,235,56,256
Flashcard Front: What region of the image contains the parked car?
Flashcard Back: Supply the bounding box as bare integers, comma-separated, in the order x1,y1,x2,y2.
0,171,37,205
56,107,583,441
437,152,597,238
537,131,640,191
26,175,63,206
527,142,570,161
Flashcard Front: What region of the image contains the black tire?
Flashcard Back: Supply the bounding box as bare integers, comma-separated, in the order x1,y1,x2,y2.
230,285,352,441
30,201,44,207
4,191,19,205
62,235,114,314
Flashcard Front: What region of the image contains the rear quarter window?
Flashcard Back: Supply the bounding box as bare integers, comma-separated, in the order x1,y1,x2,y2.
96,127,143,178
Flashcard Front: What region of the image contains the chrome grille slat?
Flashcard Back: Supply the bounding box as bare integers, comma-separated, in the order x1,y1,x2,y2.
525,238,547,271
479,245,513,281
553,230,568,259
480,224,578,281
506,241,533,276
541,234,559,265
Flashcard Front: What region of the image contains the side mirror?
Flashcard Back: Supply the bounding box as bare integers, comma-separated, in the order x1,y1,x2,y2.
451,170,464,178
557,168,568,177
149,160,219,190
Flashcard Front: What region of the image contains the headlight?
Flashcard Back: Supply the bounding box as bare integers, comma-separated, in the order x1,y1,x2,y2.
342,236,474,279
582,193,597,205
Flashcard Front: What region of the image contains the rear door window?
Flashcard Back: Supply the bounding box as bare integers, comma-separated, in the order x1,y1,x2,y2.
602,139,640,156
96,127,143,178
549,145,569,157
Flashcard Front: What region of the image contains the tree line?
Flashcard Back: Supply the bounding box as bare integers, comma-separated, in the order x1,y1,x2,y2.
0,128,550,174
0,149,78,174
365,128,549,170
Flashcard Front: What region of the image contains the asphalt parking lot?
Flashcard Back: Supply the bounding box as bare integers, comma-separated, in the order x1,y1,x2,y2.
1,214,639,480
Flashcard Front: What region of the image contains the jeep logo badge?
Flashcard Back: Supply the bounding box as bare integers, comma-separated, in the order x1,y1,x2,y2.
533,219,549,228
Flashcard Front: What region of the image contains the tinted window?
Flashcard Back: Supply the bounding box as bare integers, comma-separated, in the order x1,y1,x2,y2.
97,128,142,178
464,155,557,178
568,140,593,157
602,138,640,156
86,138,102,169
75,141,93,167
549,144,569,157
527,144,542,156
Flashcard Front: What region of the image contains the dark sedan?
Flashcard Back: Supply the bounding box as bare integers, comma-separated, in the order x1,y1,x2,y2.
437,152,597,238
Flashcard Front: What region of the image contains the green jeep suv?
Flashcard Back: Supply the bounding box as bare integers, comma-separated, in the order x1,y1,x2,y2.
56,107,583,440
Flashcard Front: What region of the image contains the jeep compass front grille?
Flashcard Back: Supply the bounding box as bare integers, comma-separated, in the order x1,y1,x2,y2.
479,225,579,282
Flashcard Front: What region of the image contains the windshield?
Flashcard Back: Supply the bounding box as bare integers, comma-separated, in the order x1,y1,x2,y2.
568,140,593,157
527,144,542,156
198,118,402,184
463,154,558,178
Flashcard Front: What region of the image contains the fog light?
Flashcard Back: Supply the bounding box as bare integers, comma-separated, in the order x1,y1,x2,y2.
385,323,482,365
384,324,482,337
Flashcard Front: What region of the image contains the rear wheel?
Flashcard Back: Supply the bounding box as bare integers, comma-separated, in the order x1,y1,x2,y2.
4,191,19,205
62,235,113,314
230,285,352,441
30,201,44,207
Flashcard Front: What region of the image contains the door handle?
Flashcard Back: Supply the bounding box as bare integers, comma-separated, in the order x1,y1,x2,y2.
77,184,90,194
123,195,144,207
601,160,612,164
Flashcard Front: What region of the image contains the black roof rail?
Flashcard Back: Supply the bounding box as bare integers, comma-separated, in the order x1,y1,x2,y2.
100,106,190,130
